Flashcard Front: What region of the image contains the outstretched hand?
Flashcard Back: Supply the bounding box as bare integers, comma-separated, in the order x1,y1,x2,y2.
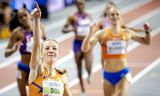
89,22,96,36
143,23,151,32
14,41,23,51
31,2,41,20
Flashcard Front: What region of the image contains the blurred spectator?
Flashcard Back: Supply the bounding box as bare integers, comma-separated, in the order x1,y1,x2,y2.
0,2,12,25
0,2,12,39
64,0,76,6
35,0,49,19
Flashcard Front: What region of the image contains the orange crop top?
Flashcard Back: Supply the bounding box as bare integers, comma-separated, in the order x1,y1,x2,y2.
29,68,64,96
101,28,128,59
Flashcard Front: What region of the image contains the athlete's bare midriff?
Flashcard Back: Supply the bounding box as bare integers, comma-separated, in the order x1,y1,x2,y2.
21,54,31,64
103,58,128,72
75,35,85,40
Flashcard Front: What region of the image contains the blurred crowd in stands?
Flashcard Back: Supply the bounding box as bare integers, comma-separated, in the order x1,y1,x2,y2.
0,0,81,39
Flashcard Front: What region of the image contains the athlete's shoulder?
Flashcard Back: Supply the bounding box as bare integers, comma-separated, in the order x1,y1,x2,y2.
10,27,23,38
12,26,21,33
97,19,103,25
55,68,67,75
100,27,111,38
68,14,76,21
60,72,68,84
103,26,111,32
121,28,133,39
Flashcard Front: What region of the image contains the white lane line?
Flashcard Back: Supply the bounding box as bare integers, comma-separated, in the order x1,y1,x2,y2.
0,56,20,69
69,27,160,87
0,0,153,50
0,4,160,94
44,2,108,32
127,7,160,27
0,52,74,94
69,63,102,88
0,39,8,50
56,51,74,66
69,57,160,88
121,0,153,14
0,24,160,94
52,0,155,43
127,26,160,51
1,5,159,69
45,0,126,32
0,0,154,69
1,24,159,94
0,2,106,50
132,57,160,84
0,82,17,94
0,0,157,94
55,32,74,42
1,50,159,95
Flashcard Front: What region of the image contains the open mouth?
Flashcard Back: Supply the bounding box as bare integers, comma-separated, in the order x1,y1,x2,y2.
48,53,56,57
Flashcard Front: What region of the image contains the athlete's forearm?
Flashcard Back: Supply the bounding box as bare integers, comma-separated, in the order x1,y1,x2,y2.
129,27,144,32
28,68,37,84
63,79,72,96
62,25,74,33
30,3,42,70
5,47,17,57
122,25,145,32
82,24,98,52
62,28,73,33
143,23,151,45
144,31,151,45
81,34,92,52
33,19,41,47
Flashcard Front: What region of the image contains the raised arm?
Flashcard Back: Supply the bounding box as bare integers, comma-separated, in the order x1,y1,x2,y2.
122,25,145,32
62,74,72,96
29,2,42,84
81,24,103,53
5,29,21,57
129,23,151,45
40,23,46,39
62,16,75,33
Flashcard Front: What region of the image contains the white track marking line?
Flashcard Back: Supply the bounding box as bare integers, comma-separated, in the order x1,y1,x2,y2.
131,57,160,84
0,0,152,50
0,82,17,94
0,0,157,94
0,0,155,69
1,25,159,94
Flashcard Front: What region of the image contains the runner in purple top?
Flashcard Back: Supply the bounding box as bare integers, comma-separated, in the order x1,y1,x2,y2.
5,8,46,96
20,31,33,54
62,0,93,95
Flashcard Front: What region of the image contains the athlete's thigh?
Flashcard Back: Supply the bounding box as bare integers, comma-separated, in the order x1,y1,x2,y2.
21,70,29,85
103,79,115,96
116,77,130,96
74,52,83,68
83,50,93,64
17,70,28,96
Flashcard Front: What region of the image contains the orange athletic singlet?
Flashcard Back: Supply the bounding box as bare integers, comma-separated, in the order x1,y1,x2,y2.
29,68,64,96
101,28,128,59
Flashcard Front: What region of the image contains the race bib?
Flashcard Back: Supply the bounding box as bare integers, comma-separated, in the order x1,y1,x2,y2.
42,80,64,96
26,36,43,52
77,18,91,36
107,40,127,55
26,36,34,52
77,26,90,36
